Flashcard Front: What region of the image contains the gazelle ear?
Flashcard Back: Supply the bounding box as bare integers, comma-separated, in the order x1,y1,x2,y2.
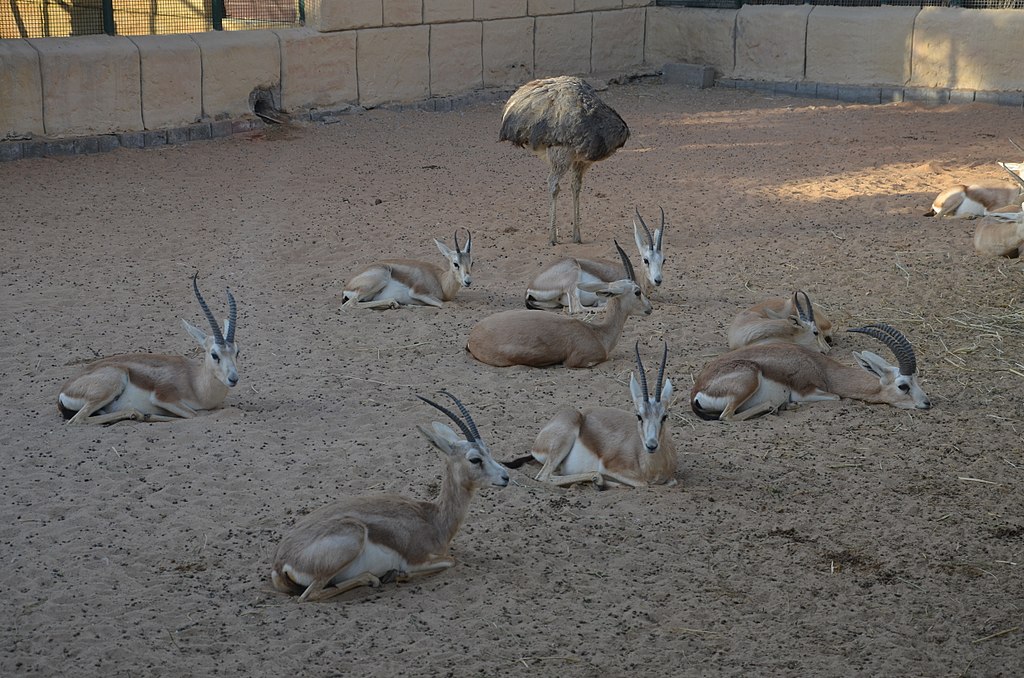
763,307,788,320
853,350,897,383
417,422,461,455
435,239,454,258
633,221,647,253
182,319,207,346
660,378,674,405
577,281,612,295
629,372,646,404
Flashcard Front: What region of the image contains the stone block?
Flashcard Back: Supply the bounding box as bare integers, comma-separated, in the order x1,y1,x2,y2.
482,17,534,87
0,141,24,162
44,139,77,157
528,0,572,15
910,8,1024,92
191,31,281,120
425,0,473,22
144,130,168,147
773,82,799,97
0,40,45,140
210,120,234,137
975,91,1024,108
622,0,651,6
117,131,146,148
835,85,881,104
815,83,839,100
661,63,715,89
74,137,100,154
645,7,735,78
806,7,916,87
166,127,190,145
948,89,975,104
315,0,382,31
903,87,949,104
275,28,358,111
189,123,213,141
22,141,47,159
592,8,644,73
475,0,526,20
576,0,620,10
28,36,143,137
128,35,202,130
536,13,591,77
430,22,483,97
880,87,904,103
795,81,817,98
734,5,811,82
384,0,422,25
357,26,430,106
96,135,121,153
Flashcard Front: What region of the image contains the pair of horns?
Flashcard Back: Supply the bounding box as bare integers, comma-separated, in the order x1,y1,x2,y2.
634,340,669,402
793,290,816,324
613,240,638,283
847,323,918,375
418,390,482,443
193,272,236,346
453,228,472,252
634,207,665,250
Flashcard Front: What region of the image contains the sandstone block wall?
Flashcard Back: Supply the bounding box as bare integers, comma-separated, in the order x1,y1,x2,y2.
2,3,1022,143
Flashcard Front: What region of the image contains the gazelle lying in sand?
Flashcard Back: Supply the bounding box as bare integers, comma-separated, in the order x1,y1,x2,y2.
691,323,930,421
525,207,666,312
974,165,1024,257
342,230,472,309
467,243,652,367
727,290,833,353
271,391,509,602
924,184,1022,218
57,274,240,425
506,342,677,488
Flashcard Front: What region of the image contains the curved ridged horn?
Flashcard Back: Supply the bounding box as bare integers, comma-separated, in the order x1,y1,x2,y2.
795,290,815,324
439,389,481,442
192,272,226,346
463,228,472,253
417,393,476,442
225,287,237,345
635,207,654,248
656,207,665,250
998,162,1024,190
655,341,669,402
792,291,808,323
847,323,918,375
453,229,461,253
633,341,649,399
613,240,637,283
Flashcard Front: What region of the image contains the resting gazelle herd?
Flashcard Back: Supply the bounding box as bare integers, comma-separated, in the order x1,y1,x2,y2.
69,81,1013,604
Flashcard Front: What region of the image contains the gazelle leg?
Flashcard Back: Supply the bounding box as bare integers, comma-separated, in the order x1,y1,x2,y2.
385,557,456,582
348,298,401,310
544,471,605,488
407,293,445,308
300,572,381,602
74,409,181,425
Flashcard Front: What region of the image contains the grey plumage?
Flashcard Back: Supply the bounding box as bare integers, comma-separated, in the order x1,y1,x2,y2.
500,76,629,245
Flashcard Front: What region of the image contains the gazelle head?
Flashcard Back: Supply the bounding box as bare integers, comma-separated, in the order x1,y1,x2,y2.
434,229,473,289
632,207,666,288
792,290,830,352
847,323,930,410
578,241,653,317
182,273,240,388
416,391,509,488
629,341,674,452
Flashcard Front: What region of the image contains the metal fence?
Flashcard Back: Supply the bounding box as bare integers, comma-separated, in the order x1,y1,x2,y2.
1,0,304,39
658,0,1024,7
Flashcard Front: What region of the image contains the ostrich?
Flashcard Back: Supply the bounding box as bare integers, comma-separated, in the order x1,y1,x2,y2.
500,76,630,245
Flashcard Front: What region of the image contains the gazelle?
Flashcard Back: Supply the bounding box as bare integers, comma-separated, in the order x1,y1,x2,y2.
973,164,1024,257
506,342,677,488
525,207,666,312
57,273,240,425
727,290,833,353
691,323,930,421
270,391,509,602
341,230,472,309
926,152,1024,218
924,184,1022,218
466,243,652,367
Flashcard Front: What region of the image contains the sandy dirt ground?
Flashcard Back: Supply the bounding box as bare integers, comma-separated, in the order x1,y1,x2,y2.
2,79,1023,677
